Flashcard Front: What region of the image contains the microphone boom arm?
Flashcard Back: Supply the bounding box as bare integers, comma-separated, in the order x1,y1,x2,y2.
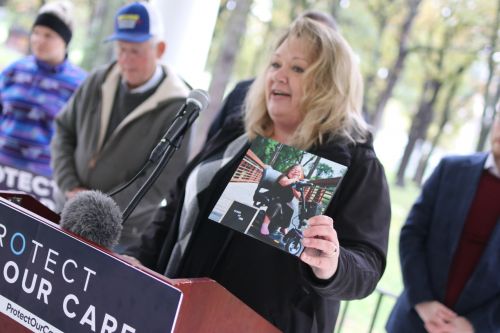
121,134,183,223
121,90,208,224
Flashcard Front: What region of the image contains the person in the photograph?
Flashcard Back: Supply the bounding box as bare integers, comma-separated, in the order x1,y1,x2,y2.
259,163,306,237
0,1,86,177
125,16,390,333
386,114,500,333
50,1,190,251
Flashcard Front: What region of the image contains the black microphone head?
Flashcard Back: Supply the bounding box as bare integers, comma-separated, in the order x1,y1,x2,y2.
187,89,210,110
60,190,123,249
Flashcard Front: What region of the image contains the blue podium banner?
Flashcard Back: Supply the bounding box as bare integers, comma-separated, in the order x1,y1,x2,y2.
0,199,182,333
0,165,56,211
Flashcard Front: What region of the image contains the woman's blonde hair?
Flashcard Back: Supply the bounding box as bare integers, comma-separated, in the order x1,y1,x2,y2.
244,16,369,149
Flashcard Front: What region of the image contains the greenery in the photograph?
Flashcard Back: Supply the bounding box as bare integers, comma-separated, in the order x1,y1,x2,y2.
253,136,340,179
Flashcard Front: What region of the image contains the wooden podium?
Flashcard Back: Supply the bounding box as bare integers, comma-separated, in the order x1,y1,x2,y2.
0,192,280,333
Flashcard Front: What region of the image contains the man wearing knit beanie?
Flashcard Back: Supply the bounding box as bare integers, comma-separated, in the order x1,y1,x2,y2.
0,0,86,181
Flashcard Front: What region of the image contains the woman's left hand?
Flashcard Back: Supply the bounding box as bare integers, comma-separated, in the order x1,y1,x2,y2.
300,215,339,280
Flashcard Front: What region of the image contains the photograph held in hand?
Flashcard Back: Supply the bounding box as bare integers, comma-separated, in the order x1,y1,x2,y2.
209,136,347,257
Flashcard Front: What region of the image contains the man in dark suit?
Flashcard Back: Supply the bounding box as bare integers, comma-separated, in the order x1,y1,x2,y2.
386,114,500,333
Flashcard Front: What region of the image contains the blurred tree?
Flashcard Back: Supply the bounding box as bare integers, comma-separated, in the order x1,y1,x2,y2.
80,0,124,71
412,63,470,185
361,0,400,121
329,0,340,20
246,0,296,76
3,0,44,35
475,0,500,151
190,0,253,158
365,0,422,134
287,0,309,19
395,0,492,186
396,77,443,186
198,0,498,184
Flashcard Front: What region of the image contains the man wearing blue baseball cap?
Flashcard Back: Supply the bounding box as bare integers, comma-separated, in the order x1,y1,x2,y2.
51,1,191,252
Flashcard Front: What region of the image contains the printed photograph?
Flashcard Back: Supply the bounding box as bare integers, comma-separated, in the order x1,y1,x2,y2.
209,136,348,257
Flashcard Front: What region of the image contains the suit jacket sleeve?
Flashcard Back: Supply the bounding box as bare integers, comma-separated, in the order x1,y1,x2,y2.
466,294,500,332
399,159,446,306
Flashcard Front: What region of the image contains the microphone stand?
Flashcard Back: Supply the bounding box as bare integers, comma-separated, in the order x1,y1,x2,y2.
121,104,200,224
107,103,190,198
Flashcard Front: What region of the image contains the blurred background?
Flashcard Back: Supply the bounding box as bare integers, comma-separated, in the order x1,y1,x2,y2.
0,0,497,331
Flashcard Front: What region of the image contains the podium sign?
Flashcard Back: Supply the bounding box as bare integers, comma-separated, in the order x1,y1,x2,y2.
0,198,182,333
0,165,56,211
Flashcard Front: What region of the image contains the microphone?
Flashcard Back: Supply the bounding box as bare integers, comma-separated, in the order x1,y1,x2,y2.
60,190,123,249
108,89,210,198
187,88,210,110
149,89,210,163
121,89,210,223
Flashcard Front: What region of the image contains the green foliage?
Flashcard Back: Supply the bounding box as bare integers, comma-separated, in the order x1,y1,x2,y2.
313,162,334,179
206,0,497,159
251,135,279,162
273,146,303,169
252,137,340,183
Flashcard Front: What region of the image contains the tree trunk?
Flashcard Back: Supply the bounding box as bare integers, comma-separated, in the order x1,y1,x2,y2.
330,1,340,20
362,2,390,122
269,144,283,167
250,22,274,75
396,78,442,186
370,0,422,134
306,156,321,179
80,0,124,71
476,82,500,150
189,0,253,158
476,0,500,151
412,65,467,185
395,16,457,187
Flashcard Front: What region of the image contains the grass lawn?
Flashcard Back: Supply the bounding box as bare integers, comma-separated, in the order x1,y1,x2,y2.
334,172,421,333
